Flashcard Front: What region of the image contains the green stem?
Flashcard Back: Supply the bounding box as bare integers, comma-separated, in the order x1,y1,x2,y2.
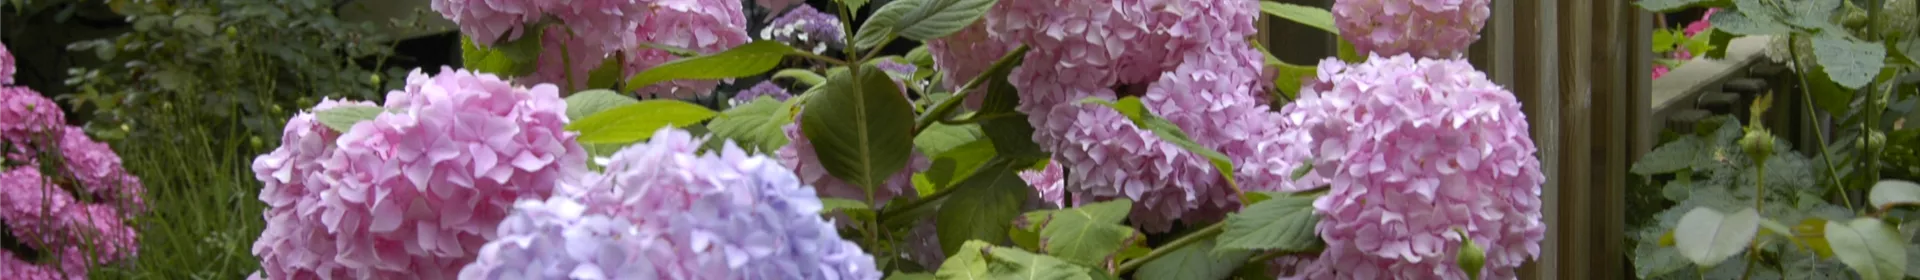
939,112,1022,125
876,181,963,223
559,31,577,94
1788,33,1858,212
1114,222,1225,275
791,50,851,66
1741,165,1764,280
913,45,1031,137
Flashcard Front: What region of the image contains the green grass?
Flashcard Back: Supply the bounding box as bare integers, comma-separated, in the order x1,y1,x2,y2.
92,125,266,279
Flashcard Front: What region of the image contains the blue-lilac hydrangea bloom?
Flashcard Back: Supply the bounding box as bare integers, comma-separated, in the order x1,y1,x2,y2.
761,5,845,54
461,127,881,280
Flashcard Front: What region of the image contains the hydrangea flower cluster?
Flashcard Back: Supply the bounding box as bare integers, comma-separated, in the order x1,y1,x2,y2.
1273,55,1544,279
983,0,1312,231
925,22,1014,109
0,42,13,85
761,5,846,55
734,80,794,105
1331,0,1491,59
248,67,586,279
433,0,749,98
1,44,145,279
460,127,881,279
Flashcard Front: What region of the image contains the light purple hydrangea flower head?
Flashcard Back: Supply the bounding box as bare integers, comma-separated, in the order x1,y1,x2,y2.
462,127,881,280
249,67,586,279
1274,54,1543,279
734,80,792,105
762,5,846,55
1332,0,1491,59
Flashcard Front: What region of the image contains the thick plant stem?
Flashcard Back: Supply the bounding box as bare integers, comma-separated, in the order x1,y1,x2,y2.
1740,166,1765,280
876,180,963,224
913,45,1031,137
1787,33,1857,211
1114,222,1226,275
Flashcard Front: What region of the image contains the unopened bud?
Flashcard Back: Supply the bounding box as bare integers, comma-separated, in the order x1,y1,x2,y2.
1740,129,1776,164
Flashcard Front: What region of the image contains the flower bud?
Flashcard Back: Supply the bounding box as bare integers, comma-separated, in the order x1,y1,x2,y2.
1740,129,1776,164
1457,229,1486,280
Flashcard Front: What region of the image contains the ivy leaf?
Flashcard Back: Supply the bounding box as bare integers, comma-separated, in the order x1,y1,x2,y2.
1673,207,1761,267
564,89,640,121
1083,97,1241,197
1258,2,1337,34
891,0,1000,41
1812,34,1888,89
1869,180,1920,210
801,64,918,190
566,100,717,143
1636,0,1733,13
623,41,796,92
1633,136,1707,175
982,245,1113,280
315,105,386,133
1135,239,1254,280
936,158,1034,255
1826,218,1907,280
707,97,796,153
1709,10,1792,36
1216,191,1323,253
1036,200,1139,267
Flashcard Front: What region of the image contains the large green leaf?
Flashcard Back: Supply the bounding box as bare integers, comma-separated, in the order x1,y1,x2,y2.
1673,207,1761,266
1781,0,1844,32
1636,0,1733,13
1083,97,1241,197
982,245,1113,280
936,158,1034,254
623,41,797,92
919,139,996,193
839,0,869,11
707,97,797,153
1870,180,1920,210
1216,192,1322,253
564,89,640,121
891,0,1001,41
1812,34,1889,89
566,100,718,143
935,241,992,280
853,0,918,50
315,105,386,133
801,64,918,190
1633,136,1708,175
586,55,624,90
1035,200,1138,267
1826,218,1907,280
773,69,828,88
915,122,983,157
1136,239,1255,280
1710,10,1793,36
460,32,543,77
979,55,1046,160
1258,2,1336,34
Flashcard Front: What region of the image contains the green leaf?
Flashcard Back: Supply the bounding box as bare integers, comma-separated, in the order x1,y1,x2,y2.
1258,2,1337,34
922,139,996,191
1869,180,1920,210
916,121,983,156
887,273,935,280
1636,0,1732,13
1270,60,1316,101
1135,239,1254,280
935,241,992,280
1633,136,1707,175
708,97,797,153
1654,29,1680,53
1216,192,1322,253
803,65,918,190
1634,246,1691,279
1337,40,1363,63
623,41,797,92
461,34,542,77
853,0,914,51
936,158,1034,255
982,245,1112,280
315,105,385,133
1805,63,1857,113
586,55,624,90
840,0,870,11
1709,10,1793,36
978,55,1046,160
564,89,640,121
566,100,718,143
821,198,872,214
1812,34,1889,89
1781,0,1844,31
891,0,1000,41
1703,29,1736,59
633,43,703,58
774,69,828,88
1082,97,1241,198
907,45,936,68
1673,207,1761,266
1826,218,1907,280
1036,200,1138,267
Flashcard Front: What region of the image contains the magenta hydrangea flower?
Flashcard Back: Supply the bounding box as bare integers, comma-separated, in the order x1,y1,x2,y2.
0,248,89,280
0,167,141,276
430,0,645,53
627,0,752,98
1332,0,1490,59
762,5,845,54
430,0,547,47
1275,55,1543,279
461,127,881,279
1,42,15,85
1,86,65,144
56,128,146,211
249,67,586,279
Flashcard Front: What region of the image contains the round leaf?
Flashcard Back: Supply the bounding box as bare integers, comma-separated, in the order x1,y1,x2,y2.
1869,180,1920,209
1826,218,1907,280
1673,207,1761,266
800,64,918,190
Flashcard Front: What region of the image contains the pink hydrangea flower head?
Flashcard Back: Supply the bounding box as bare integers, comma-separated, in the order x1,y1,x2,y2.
926,21,1015,109
1,86,65,143
525,27,613,91
249,67,586,279
776,118,930,207
1019,161,1068,208
463,127,881,279
536,0,648,54
0,249,89,280
249,98,373,278
627,0,751,98
430,0,546,46
0,167,142,272
1,42,14,85
1332,0,1491,59
57,127,146,211
1277,54,1544,279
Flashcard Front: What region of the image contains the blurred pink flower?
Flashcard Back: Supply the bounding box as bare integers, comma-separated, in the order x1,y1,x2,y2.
1332,0,1491,59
